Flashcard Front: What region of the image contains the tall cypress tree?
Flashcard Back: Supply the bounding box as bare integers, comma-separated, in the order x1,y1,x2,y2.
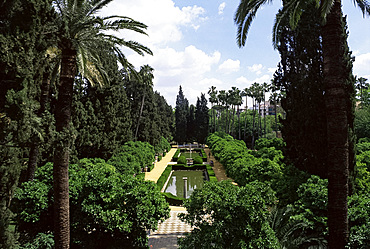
195,93,209,144
175,86,189,144
72,51,132,160
0,0,54,247
273,3,355,180
187,104,196,142
273,5,327,178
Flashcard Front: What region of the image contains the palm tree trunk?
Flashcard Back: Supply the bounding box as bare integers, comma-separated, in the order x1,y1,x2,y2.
135,93,145,141
252,98,256,149
274,101,278,136
243,111,247,141
258,102,261,139
264,95,266,138
322,1,349,248
213,107,216,133
230,106,236,136
54,46,77,249
238,105,241,140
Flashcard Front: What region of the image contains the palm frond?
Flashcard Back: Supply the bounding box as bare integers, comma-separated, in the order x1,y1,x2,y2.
113,47,139,80
353,0,370,16
234,0,272,47
102,17,149,35
89,0,114,15
320,0,334,20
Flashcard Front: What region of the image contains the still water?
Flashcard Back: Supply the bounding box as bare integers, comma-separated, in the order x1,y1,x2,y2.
164,170,204,198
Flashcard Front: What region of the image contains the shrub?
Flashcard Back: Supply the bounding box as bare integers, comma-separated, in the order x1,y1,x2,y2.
108,141,155,174
156,165,173,190
178,181,278,248
177,155,187,165
172,149,180,162
193,156,203,164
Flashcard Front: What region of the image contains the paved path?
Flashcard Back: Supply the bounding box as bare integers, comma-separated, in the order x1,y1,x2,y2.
204,147,232,182
148,210,191,249
145,148,177,183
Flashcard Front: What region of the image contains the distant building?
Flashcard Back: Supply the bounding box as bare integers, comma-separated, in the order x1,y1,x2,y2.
255,101,277,117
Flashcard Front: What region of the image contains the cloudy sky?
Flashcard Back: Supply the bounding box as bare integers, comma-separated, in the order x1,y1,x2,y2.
101,0,370,107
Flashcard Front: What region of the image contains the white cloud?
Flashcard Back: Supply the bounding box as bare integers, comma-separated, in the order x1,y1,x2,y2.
100,0,206,46
248,64,264,75
218,2,226,15
127,45,221,105
218,59,240,74
236,76,252,86
354,52,370,77
268,67,277,74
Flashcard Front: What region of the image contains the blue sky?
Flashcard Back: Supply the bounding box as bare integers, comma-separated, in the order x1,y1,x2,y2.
101,0,370,107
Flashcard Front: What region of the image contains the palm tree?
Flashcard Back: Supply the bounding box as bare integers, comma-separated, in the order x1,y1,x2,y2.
262,82,269,138
269,81,281,137
242,87,250,141
234,88,244,140
270,206,327,249
134,65,154,141
228,87,238,135
208,86,218,133
235,0,369,247
356,77,369,103
249,83,260,149
52,1,152,248
217,90,227,132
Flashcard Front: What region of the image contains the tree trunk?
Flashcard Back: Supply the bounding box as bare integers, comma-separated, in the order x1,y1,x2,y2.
322,1,349,248
258,101,261,139
26,67,51,181
213,107,216,133
274,100,278,136
135,93,145,141
264,95,266,138
238,105,241,140
230,106,236,136
244,96,247,141
53,46,77,249
252,98,256,149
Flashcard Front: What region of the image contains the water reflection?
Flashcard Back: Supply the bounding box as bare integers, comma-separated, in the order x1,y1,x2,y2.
164,170,204,198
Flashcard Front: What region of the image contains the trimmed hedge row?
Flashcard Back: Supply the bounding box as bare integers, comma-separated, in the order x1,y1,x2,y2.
206,164,217,182
156,166,173,191
172,149,181,162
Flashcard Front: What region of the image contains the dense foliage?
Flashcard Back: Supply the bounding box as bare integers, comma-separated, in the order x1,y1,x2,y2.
178,181,279,249
201,132,370,248
13,159,170,248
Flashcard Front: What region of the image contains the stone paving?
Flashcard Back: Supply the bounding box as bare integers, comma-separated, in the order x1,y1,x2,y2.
148,210,192,249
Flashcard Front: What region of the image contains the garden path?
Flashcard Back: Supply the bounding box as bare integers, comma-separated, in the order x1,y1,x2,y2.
145,147,178,183
204,147,233,182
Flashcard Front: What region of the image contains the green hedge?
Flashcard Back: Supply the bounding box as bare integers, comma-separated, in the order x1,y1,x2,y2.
162,192,185,206
193,155,203,164
206,164,217,182
201,149,207,162
177,155,187,164
172,149,180,162
156,165,173,190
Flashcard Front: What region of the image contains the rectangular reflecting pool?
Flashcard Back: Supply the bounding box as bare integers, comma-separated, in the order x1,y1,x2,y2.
164,170,204,199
